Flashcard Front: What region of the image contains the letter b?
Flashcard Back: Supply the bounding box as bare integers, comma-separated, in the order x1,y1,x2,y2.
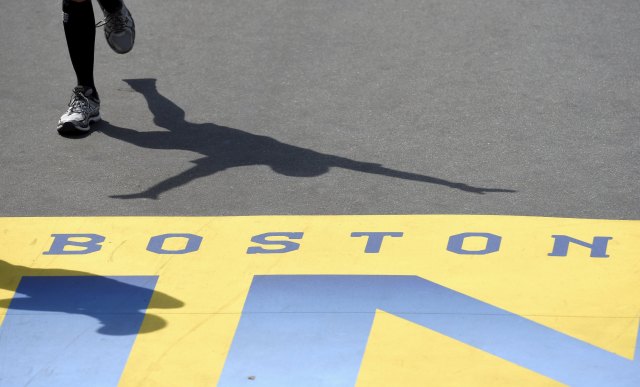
44,234,105,255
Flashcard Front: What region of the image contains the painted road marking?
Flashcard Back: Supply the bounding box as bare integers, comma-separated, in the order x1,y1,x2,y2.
0,276,157,386
221,275,640,386
0,215,638,386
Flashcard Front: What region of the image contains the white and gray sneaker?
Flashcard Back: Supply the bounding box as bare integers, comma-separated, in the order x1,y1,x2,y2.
96,4,135,54
57,86,101,134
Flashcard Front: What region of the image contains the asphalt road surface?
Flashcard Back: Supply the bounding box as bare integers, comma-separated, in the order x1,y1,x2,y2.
1,0,638,218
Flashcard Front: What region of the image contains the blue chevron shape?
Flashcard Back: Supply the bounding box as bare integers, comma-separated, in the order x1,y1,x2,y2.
220,275,640,386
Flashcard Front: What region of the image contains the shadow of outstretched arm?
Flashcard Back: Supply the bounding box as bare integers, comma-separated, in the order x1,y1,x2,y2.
334,158,516,194
110,160,228,200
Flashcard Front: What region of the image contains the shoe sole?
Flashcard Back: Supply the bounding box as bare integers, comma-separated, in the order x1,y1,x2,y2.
106,9,135,54
108,30,135,54
57,114,101,135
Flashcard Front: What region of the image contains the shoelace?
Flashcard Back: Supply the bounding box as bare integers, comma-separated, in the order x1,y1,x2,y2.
68,91,92,114
95,11,128,32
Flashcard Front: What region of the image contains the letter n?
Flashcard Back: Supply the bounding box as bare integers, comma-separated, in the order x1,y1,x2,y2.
548,235,612,258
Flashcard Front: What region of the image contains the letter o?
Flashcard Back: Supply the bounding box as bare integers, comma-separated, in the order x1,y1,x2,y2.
447,233,502,255
147,234,203,254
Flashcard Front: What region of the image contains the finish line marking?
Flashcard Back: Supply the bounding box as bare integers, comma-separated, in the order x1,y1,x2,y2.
0,215,638,386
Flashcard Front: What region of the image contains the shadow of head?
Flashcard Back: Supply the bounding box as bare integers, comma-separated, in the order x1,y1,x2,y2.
0,260,184,336
97,311,170,335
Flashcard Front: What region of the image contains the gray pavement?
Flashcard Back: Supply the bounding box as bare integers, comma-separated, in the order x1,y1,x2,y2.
1,0,638,218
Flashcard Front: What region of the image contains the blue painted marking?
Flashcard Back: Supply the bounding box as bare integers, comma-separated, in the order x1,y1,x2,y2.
44,234,106,255
549,235,613,258
0,276,158,387
147,233,203,254
247,232,304,254
447,232,502,255
350,232,403,253
220,275,640,387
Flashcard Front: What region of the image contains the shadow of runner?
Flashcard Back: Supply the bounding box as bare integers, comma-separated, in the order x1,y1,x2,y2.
98,78,516,199
0,260,184,335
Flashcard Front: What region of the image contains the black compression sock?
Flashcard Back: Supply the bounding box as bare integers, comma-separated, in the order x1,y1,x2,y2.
62,0,97,94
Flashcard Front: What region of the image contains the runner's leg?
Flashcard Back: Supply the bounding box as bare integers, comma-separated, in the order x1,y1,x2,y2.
96,0,135,54
62,0,97,95
96,0,123,13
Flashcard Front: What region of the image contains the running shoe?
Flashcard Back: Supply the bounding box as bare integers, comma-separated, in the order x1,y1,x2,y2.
57,86,101,134
97,3,135,54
